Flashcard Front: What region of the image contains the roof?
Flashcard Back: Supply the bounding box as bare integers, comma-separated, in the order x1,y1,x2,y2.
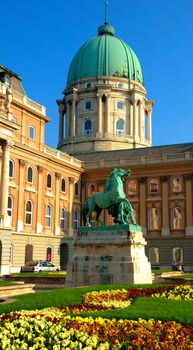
75,143,193,168
67,24,143,86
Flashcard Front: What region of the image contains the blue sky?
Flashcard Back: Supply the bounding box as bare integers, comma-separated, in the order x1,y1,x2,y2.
1,0,193,148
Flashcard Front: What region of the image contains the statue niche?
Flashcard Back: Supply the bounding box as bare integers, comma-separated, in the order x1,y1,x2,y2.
82,168,137,226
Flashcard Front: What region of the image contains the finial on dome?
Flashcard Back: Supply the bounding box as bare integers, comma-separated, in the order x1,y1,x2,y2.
105,0,108,25
98,1,114,36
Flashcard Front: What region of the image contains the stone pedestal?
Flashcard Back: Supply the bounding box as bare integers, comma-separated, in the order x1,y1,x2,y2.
65,225,152,287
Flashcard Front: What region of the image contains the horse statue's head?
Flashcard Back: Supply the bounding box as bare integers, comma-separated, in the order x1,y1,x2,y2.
111,168,131,180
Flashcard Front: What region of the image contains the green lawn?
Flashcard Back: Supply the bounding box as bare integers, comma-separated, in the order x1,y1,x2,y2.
1,283,193,326
152,269,173,275
0,281,18,287
174,273,193,279
10,272,66,277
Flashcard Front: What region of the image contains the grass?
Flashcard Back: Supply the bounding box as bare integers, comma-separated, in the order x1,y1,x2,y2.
0,281,18,287
174,273,193,279
2,282,193,327
152,269,174,275
10,272,66,277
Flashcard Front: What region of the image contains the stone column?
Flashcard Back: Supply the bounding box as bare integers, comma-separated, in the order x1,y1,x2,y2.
54,172,60,236
58,102,66,143
36,166,43,234
97,94,102,135
0,140,13,227
17,159,26,232
70,99,75,138
68,177,74,236
161,176,170,236
139,177,147,236
40,120,45,151
138,100,142,140
185,174,193,236
21,110,26,145
70,92,78,138
66,100,71,139
133,99,138,143
147,110,152,143
129,100,133,136
105,94,110,135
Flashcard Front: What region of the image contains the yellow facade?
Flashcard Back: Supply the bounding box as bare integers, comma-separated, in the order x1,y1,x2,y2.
0,68,84,274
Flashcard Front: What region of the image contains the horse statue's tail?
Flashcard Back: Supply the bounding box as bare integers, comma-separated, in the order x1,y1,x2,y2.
82,201,89,226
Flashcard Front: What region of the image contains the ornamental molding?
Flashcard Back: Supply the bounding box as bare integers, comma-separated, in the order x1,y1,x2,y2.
19,159,26,167
69,177,74,184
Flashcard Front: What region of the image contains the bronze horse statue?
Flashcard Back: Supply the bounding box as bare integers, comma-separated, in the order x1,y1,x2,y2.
82,168,137,226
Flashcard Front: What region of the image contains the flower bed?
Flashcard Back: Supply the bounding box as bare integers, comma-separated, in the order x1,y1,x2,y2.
1,285,193,349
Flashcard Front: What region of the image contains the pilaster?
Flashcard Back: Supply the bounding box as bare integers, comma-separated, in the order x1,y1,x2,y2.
161,176,170,236
97,94,102,136
36,166,43,234
68,177,74,236
0,140,13,228
54,172,60,235
105,93,110,135
17,159,26,232
185,174,193,236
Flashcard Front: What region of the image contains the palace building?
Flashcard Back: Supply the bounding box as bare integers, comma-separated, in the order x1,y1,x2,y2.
0,20,193,274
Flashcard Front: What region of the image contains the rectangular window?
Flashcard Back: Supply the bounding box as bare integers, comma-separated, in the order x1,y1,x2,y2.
85,101,92,110
117,101,124,109
29,125,35,140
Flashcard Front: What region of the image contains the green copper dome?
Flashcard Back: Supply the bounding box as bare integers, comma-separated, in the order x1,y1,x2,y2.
67,24,144,86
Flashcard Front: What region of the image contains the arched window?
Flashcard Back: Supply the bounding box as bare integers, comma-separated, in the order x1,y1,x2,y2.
172,176,182,193
61,178,66,192
7,196,13,221
73,209,79,230
84,119,92,135
47,173,52,188
172,207,183,229
27,166,34,184
148,207,159,230
128,180,137,195
46,247,52,262
144,111,148,139
25,200,33,225
9,159,14,178
60,208,66,230
149,179,159,193
29,125,36,140
74,182,79,196
149,247,160,265
172,247,183,265
115,119,125,135
45,204,52,228
88,183,96,196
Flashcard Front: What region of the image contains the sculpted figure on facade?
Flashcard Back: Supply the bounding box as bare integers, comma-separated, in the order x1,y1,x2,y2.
82,168,137,226
4,86,13,114
173,207,182,229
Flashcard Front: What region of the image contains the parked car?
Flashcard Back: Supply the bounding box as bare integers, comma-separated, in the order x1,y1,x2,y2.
21,261,61,272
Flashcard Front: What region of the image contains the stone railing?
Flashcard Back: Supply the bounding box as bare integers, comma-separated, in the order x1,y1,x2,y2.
0,82,46,116
85,152,193,169
44,145,83,168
